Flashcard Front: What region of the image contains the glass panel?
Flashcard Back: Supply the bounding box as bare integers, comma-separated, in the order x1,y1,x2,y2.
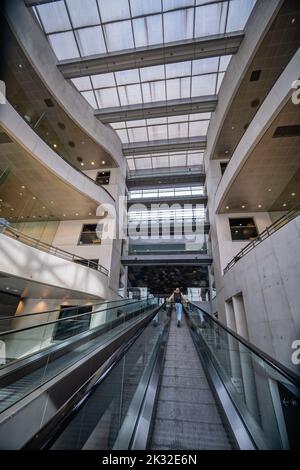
48,32,79,60
152,155,169,167
95,88,120,107
192,57,219,75
195,2,227,37
118,84,143,105
219,54,232,71
71,76,92,91
226,0,256,32
163,0,194,10
135,158,152,169
98,0,130,22
127,127,148,142
91,73,115,88
140,65,165,82
189,120,209,136
115,69,140,86
163,8,194,42
148,125,168,141
166,77,191,100
127,159,135,170
142,81,166,102
81,91,97,108
37,1,71,34
75,26,106,56
133,14,163,47
166,61,191,78
191,73,217,96
168,122,188,138
66,0,100,28
130,0,162,16
103,21,134,51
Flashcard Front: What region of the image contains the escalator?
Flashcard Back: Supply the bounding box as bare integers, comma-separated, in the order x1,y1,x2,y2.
0,301,299,450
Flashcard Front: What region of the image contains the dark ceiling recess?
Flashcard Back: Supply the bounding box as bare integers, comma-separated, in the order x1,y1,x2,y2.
44,98,54,108
0,132,12,144
244,123,249,130
273,125,300,138
250,70,261,81
68,141,75,148
57,122,66,130
251,98,260,108
77,157,83,163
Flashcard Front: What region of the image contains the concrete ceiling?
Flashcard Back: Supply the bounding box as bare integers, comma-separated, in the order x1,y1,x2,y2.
1,22,116,171
219,98,300,213
0,129,100,221
213,0,300,161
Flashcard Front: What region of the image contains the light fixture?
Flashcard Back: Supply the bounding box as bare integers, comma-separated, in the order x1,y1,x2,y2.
231,126,235,130
53,143,57,148
102,160,106,164
258,204,262,208
18,64,23,68
21,185,25,189
50,201,54,204
20,215,24,219
283,203,287,207
63,214,66,217
19,193,23,196
88,212,92,216
32,196,36,200
268,188,272,192
291,18,296,24
32,215,36,218
42,206,46,209
225,150,229,155
91,161,95,165
225,206,229,209
80,162,84,166
75,213,79,216
10,207,14,211
5,287,10,290
291,192,296,196
81,141,85,145
241,205,246,209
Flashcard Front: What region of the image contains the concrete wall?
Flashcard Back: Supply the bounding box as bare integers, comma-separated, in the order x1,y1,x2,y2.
222,217,300,373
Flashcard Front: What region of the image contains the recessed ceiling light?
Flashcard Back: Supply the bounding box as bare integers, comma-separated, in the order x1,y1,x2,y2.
283,203,287,207
81,141,85,145
75,213,79,216
80,162,84,166
291,18,295,24
225,150,229,154
32,215,36,218
231,126,235,130
53,143,57,148
50,201,54,204
63,214,66,217
0,199,2,202
91,161,95,165
19,193,23,196
258,204,262,208
42,206,46,209
5,287,10,290
291,192,296,196
88,212,92,216
268,188,272,192
18,64,23,69
32,196,36,200
10,207,14,211
102,160,106,164
241,205,246,209
226,206,229,209
21,185,25,189
20,215,24,219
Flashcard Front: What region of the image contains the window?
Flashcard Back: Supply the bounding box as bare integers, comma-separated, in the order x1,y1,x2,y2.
53,305,92,341
78,224,102,245
229,218,258,241
96,171,110,185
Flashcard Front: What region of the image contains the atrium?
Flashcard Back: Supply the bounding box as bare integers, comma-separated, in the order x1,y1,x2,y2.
0,0,299,453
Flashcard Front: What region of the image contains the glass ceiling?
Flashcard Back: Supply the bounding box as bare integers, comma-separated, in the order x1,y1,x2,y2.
32,0,256,171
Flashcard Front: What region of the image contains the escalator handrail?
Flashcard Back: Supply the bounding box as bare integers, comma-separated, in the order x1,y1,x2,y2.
22,302,166,450
0,298,137,322
189,302,300,388
0,299,155,338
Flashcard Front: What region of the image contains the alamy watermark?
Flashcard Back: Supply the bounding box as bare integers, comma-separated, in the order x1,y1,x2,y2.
291,340,300,365
291,79,300,105
0,80,6,105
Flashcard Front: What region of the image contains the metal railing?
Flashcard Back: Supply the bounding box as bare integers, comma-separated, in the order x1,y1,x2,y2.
224,204,300,274
0,221,109,276
127,165,204,179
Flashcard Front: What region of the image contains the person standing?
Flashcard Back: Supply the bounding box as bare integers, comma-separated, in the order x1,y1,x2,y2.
167,288,187,327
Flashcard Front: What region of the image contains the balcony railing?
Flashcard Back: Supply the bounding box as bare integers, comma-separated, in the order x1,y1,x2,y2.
0,221,109,276
224,204,300,275
127,165,204,179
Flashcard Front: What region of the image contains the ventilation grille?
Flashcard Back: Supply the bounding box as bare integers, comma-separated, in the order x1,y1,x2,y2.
250,70,261,81
273,125,300,138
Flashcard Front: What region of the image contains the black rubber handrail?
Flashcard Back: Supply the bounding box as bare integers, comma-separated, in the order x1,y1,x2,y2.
0,299,153,337
189,302,300,388
0,298,135,322
0,221,109,275
224,204,300,274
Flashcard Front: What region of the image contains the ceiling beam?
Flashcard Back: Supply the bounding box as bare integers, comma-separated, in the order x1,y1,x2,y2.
95,95,217,123
58,32,244,79
123,137,206,156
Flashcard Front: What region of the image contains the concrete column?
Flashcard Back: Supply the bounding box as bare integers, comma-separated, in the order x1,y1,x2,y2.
232,295,249,340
